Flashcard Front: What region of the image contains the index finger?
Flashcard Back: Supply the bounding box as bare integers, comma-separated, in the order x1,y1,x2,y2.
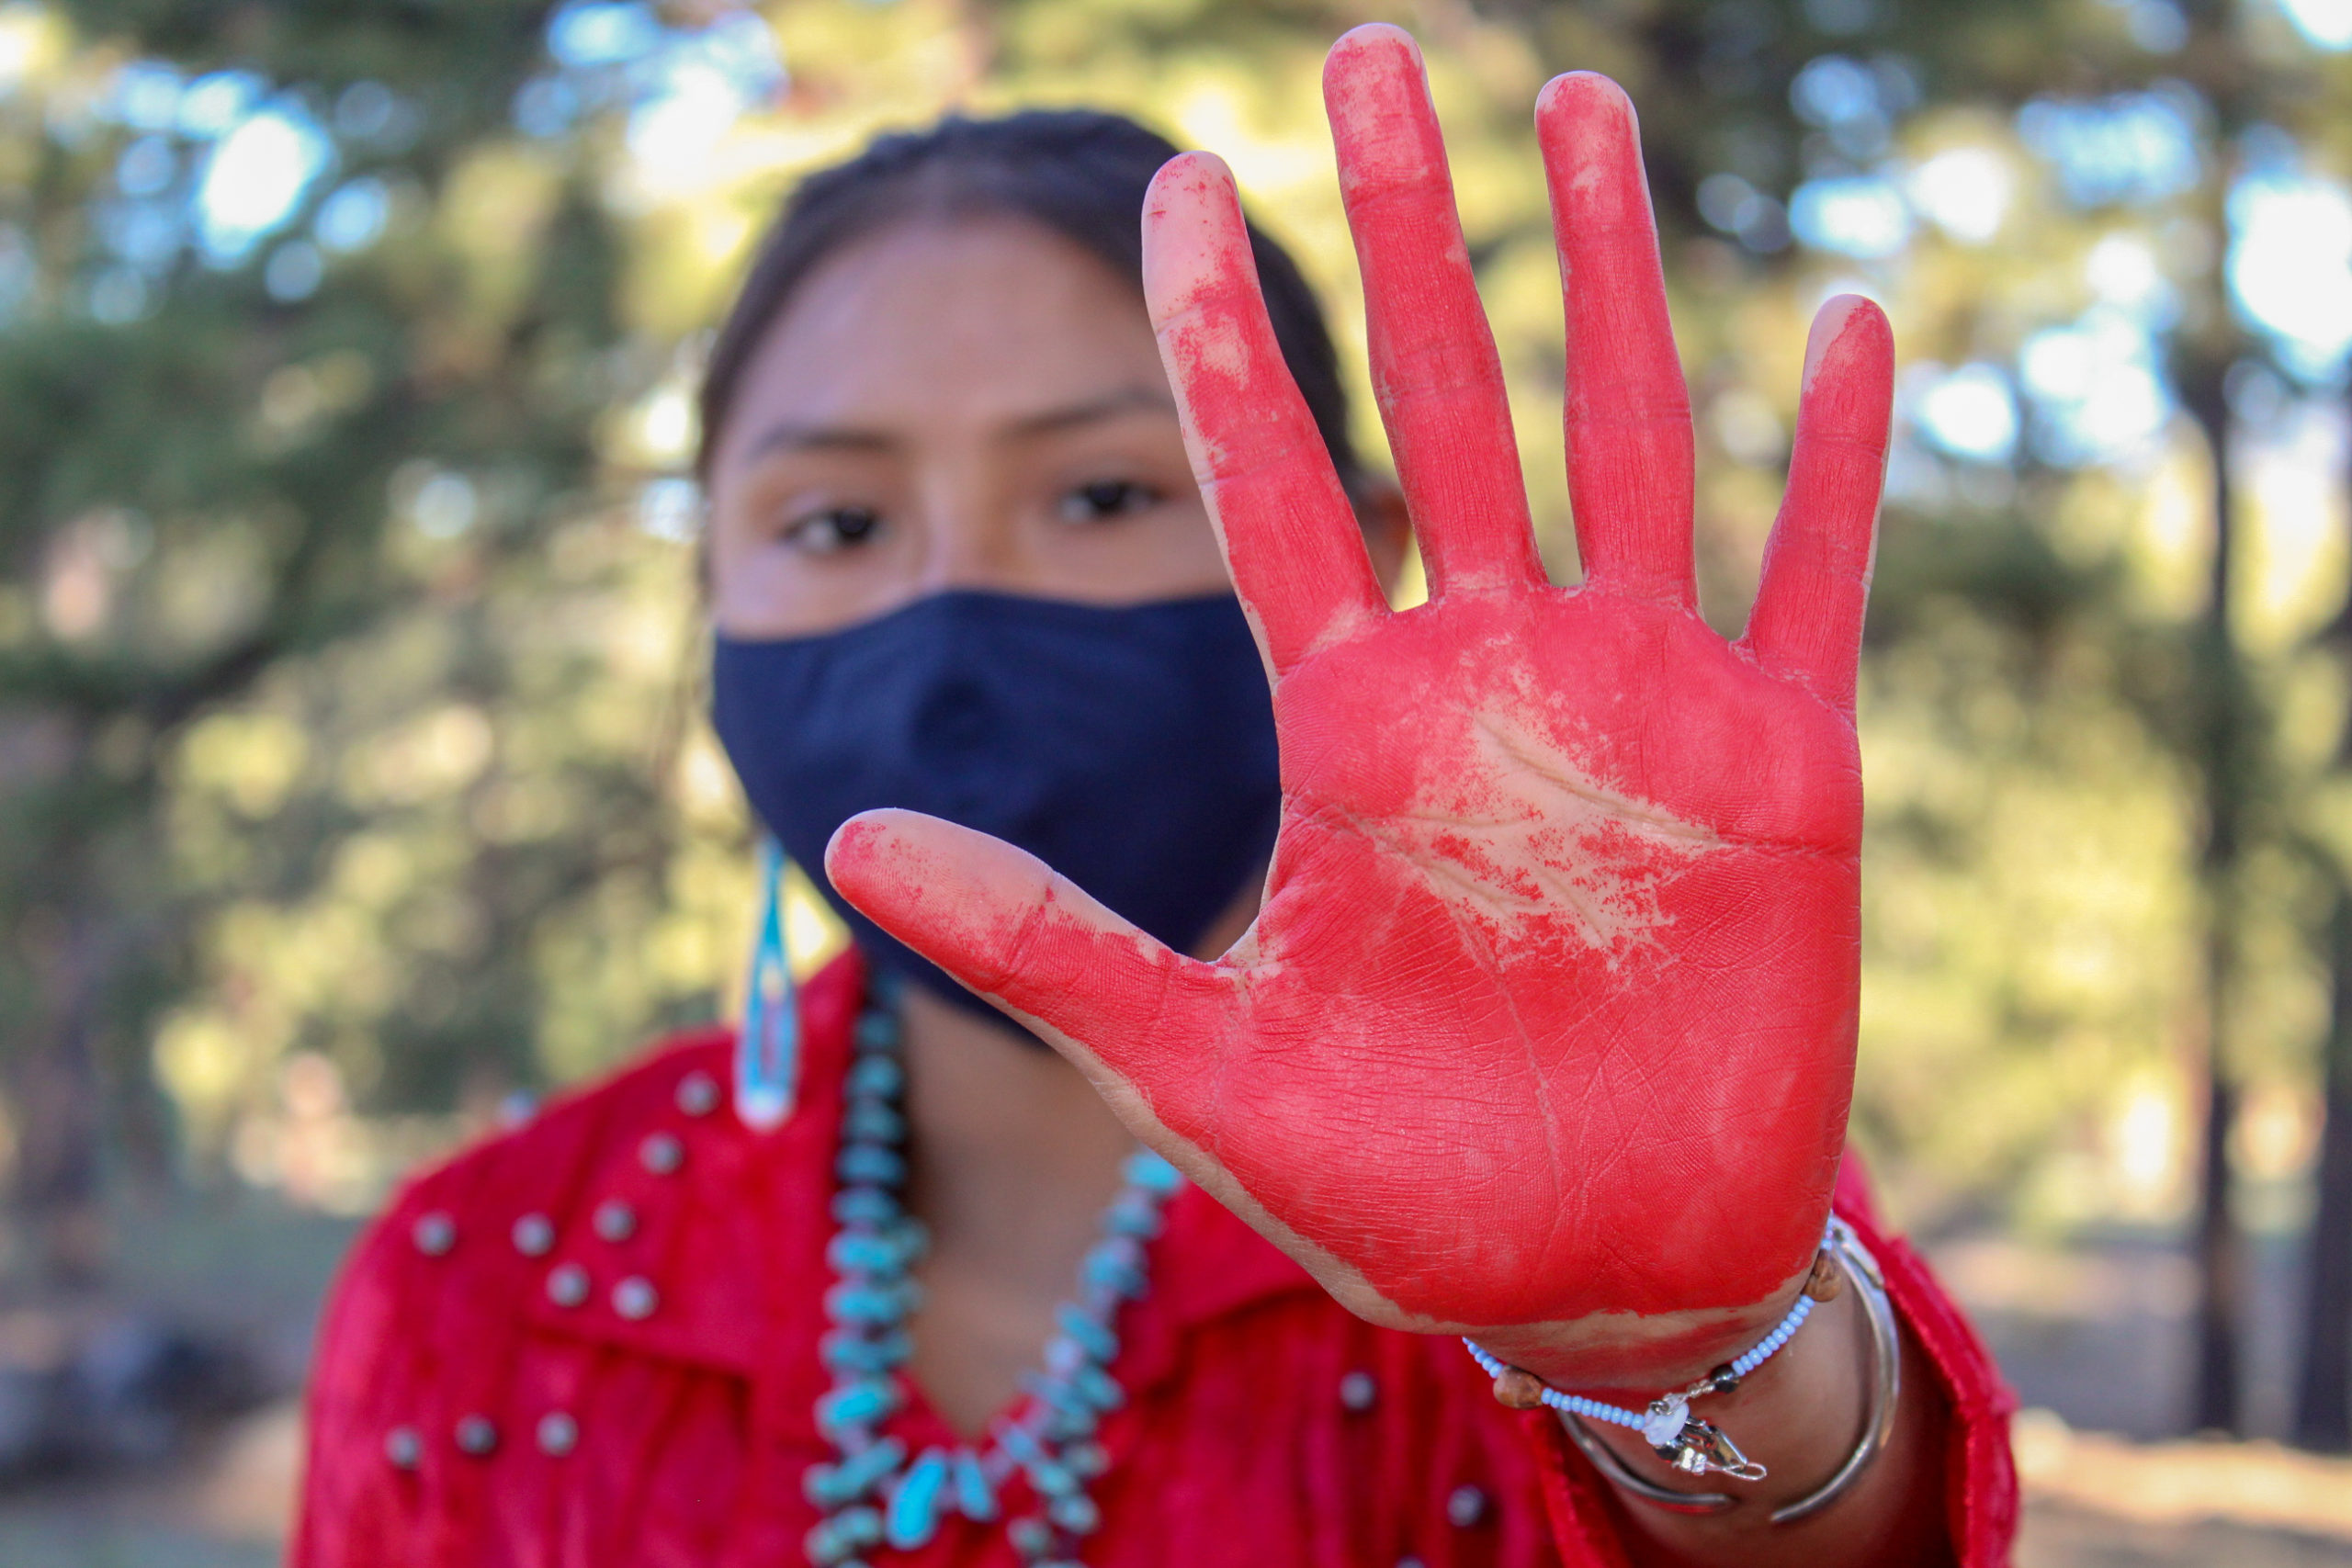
1143,152,1387,678
1536,73,1697,607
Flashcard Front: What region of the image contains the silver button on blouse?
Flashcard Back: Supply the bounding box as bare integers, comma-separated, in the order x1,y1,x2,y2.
639,1132,684,1175
675,1071,721,1117
537,1410,579,1456
512,1213,555,1257
613,1276,659,1321
546,1263,590,1308
384,1426,423,1469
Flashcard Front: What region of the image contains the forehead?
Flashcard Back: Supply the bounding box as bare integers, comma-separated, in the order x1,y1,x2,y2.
718,215,1165,454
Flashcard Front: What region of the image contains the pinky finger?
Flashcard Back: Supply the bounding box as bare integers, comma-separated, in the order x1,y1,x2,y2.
1737,296,1894,716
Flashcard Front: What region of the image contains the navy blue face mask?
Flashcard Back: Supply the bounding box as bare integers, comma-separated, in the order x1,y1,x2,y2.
711,591,1281,1038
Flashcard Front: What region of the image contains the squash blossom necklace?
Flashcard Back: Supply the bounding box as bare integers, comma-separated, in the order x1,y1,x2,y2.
800,974,1184,1567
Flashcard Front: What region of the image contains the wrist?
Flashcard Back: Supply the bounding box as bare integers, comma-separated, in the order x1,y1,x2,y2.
1569,1282,1861,1504
1501,1217,1911,1544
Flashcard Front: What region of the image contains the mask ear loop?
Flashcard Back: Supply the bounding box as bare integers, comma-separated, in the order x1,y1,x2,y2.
736,838,799,1131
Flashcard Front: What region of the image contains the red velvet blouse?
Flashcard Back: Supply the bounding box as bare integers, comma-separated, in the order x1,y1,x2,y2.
296,953,2018,1567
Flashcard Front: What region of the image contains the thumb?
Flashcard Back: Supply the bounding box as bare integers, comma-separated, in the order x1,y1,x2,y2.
823,808,1238,1104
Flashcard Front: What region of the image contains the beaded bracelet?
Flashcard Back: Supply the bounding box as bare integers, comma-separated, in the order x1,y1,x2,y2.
1468,1217,1902,1524
1461,1220,1845,1486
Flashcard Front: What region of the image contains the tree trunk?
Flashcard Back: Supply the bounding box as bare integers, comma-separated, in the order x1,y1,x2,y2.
2296,405,2352,1451
2192,1060,2244,1431
2179,354,2245,1435
10,904,112,1290
2295,885,2352,1449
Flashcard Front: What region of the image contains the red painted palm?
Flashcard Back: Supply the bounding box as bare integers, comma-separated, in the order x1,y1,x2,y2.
826,26,1894,1391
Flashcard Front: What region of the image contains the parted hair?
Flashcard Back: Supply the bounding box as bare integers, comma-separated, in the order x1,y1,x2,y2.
695,107,1363,493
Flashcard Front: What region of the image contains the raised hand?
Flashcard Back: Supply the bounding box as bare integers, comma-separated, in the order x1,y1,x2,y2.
826,24,1894,1390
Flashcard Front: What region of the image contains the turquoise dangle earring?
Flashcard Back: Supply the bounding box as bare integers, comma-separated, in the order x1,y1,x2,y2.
737,838,799,1130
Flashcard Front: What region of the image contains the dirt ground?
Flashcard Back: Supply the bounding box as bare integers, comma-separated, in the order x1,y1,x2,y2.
0,1193,2345,1566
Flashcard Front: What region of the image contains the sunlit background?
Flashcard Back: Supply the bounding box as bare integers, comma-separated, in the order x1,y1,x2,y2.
2,0,2352,1561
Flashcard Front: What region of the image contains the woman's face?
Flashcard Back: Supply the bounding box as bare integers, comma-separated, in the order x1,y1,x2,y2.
706,216,1242,638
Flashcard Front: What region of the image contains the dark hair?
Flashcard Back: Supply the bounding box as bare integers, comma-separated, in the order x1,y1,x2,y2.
695,107,1363,492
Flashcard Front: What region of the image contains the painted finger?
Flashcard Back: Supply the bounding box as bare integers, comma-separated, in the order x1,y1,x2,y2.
1325,24,1542,598
1534,73,1696,606
1144,152,1387,677
1738,296,1893,716
824,808,1240,1127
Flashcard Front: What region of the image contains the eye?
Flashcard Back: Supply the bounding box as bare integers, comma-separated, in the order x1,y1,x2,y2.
1057,478,1162,525
784,505,882,554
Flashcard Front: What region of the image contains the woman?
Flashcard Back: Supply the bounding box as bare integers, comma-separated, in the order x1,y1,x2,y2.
298,26,2015,1568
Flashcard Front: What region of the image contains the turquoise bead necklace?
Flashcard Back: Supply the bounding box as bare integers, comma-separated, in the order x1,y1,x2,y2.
802,973,1184,1567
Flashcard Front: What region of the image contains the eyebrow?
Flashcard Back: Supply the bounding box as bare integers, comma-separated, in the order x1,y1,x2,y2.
742,386,1177,460
1002,386,1176,438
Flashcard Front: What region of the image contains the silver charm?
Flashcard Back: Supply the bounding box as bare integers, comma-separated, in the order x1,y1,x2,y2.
1653,1416,1767,1483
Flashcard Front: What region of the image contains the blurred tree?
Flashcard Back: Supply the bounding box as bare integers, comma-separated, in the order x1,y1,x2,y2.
0,0,659,1279
2286,17,2352,1456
